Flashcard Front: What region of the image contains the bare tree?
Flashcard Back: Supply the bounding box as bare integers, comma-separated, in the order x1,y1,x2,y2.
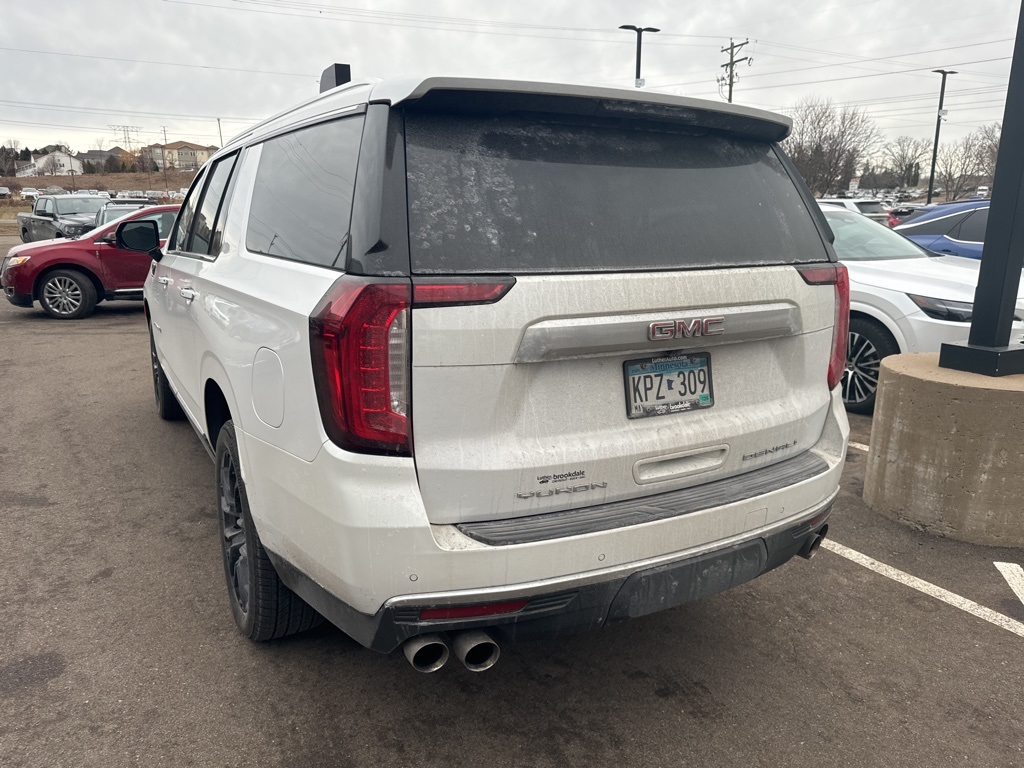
785,97,881,196
39,154,60,176
973,122,1001,183
882,136,930,188
93,136,107,151
936,133,982,201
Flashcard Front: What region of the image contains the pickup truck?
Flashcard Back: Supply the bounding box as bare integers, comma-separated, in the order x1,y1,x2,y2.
17,194,108,243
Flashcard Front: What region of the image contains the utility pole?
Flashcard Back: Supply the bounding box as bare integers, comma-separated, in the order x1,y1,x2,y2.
927,69,957,204
718,39,751,103
618,24,660,87
161,126,170,194
216,118,224,146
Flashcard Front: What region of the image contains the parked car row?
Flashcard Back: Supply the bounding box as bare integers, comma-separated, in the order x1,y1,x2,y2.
2,204,179,318
819,204,1018,413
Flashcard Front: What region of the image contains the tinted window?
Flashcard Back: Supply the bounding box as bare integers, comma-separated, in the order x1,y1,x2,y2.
405,114,826,274
855,201,884,214
188,154,237,255
900,210,968,237
171,168,207,251
955,208,988,242
246,115,364,267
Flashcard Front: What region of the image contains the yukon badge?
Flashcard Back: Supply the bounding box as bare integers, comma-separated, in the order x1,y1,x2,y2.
648,317,725,341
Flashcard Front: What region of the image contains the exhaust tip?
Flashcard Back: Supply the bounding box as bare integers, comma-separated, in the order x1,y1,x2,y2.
402,634,449,673
799,524,829,560
451,629,501,672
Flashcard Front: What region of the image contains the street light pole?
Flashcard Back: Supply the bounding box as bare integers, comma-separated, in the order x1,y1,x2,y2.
619,24,660,87
926,69,957,204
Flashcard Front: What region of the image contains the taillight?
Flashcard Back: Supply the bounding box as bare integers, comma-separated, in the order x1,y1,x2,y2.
887,213,899,228
797,264,850,391
310,278,412,456
309,276,516,456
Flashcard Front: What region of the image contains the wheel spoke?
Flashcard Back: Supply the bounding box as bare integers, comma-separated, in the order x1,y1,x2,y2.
218,449,250,614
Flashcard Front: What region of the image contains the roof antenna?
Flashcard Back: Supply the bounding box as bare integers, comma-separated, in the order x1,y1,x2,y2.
320,63,352,93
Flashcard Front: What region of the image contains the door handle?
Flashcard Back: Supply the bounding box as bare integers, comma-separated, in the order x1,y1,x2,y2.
180,287,197,303
156,276,172,285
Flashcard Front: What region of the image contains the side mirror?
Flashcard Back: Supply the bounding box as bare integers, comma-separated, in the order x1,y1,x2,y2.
116,219,163,262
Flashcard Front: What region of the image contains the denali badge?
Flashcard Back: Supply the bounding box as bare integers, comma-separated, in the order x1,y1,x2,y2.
517,482,607,500
742,440,798,461
648,317,725,341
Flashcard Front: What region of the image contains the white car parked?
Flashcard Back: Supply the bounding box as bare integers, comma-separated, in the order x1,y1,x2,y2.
117,75,850,672
821,205,1024,412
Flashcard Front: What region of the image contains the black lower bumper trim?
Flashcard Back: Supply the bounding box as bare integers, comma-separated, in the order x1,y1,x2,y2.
268,501,833,654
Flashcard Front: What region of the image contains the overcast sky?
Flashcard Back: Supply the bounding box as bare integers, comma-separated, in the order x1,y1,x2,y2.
0,0,1017,155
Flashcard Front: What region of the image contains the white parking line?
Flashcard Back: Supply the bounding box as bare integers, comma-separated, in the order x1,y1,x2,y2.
848,441,870,453
822,539,1024,639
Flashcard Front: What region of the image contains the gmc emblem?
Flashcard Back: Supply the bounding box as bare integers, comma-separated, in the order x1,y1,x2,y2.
648,317,725,341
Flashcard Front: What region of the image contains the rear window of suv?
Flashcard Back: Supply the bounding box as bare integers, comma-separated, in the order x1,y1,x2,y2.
404,113,827,274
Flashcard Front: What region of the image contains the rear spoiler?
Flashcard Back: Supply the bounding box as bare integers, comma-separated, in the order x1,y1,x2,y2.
370,77,791,143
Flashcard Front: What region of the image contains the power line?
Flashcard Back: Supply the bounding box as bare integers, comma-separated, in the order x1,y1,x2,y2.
0,98,259,123
0,46,314,79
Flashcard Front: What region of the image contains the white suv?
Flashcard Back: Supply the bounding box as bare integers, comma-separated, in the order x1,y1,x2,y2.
119,76,849,672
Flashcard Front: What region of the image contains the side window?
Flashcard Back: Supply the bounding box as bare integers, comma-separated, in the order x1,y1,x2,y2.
34,199,46,215
187,154,238,256
138,211,178,239
42,198,54,216
955,209,988,243
246,115,364,267
904,212,968,237
170,168,207,252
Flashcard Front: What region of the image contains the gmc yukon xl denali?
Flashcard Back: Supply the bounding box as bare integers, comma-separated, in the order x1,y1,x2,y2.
118,75,850,673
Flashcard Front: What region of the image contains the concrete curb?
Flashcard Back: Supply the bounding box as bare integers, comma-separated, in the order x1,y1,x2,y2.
864,353,1024,548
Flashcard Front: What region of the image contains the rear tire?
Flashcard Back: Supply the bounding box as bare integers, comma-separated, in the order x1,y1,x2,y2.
843,317,899,414
37,269,97,319
215,421,322,641
148,324,185,421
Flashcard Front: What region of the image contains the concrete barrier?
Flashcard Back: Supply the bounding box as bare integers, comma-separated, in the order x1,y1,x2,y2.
864,353,1024,547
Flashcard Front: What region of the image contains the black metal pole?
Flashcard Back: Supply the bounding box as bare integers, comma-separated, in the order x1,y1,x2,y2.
926,70,955,204
938,3,1024,375
634,30,643,83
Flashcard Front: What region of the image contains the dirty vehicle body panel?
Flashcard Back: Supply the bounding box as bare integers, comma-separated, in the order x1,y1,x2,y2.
144,78,849,654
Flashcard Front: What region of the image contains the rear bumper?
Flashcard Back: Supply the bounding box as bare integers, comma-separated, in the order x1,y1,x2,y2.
241,389,849,651
269,497,832,653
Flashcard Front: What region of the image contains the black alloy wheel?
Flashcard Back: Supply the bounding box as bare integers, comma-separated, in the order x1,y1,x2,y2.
148,324,185,421
214,421,322,641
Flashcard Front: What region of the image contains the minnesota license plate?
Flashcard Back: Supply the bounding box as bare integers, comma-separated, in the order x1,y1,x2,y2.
624,351,714,419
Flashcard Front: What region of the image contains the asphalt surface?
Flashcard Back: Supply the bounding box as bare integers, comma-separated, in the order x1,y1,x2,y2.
2,232,1022,767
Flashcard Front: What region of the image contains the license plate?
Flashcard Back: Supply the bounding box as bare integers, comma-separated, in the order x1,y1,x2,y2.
623,351,714,419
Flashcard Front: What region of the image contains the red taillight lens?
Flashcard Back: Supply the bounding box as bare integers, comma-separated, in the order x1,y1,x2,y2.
310,278,412,456
309,276,516,456
887,213,899,228
419,600,528,621
412,278,515,308
797,264,850,392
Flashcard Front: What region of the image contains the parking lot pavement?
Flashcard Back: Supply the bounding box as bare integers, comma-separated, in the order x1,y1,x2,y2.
1,275,1023,768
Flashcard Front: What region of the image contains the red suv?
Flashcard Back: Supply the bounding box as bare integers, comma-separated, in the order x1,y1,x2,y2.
2,204,180,319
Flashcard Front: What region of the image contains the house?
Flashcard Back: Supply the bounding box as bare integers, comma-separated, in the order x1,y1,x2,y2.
140,141,219,171
15,150,84,177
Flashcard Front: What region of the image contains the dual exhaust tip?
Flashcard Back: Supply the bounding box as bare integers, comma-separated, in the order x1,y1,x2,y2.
402,629,500,673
